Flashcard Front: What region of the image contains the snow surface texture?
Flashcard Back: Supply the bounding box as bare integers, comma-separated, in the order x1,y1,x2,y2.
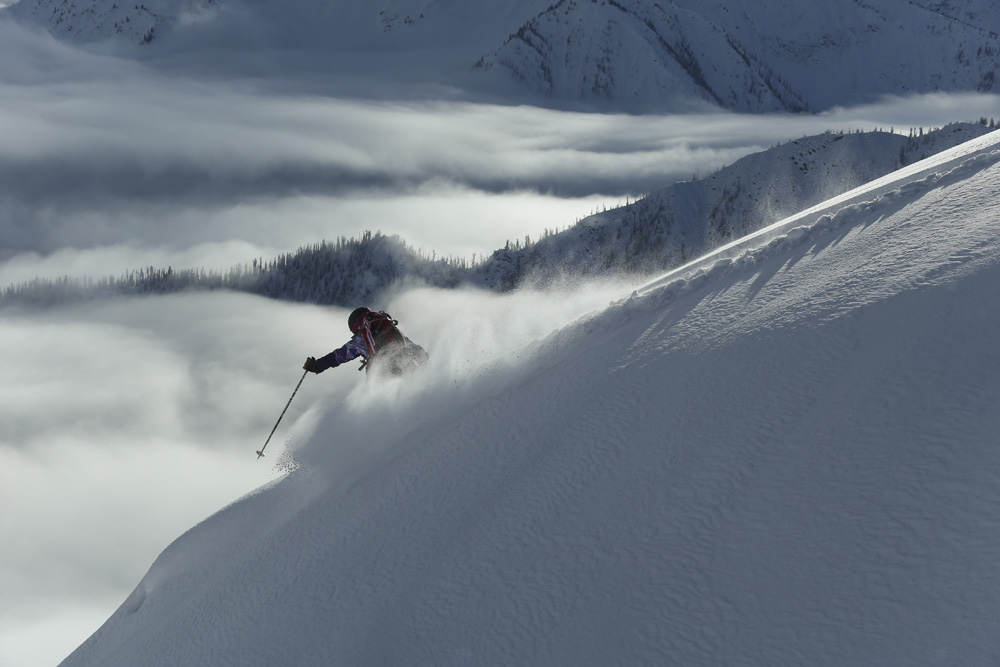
5,0,999,111
61,131,1000,665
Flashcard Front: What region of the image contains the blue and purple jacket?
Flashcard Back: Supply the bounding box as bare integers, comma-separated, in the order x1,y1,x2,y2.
310,330,375,373
310,315,425,373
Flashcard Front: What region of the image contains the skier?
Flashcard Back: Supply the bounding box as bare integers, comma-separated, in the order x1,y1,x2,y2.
303,306,428,377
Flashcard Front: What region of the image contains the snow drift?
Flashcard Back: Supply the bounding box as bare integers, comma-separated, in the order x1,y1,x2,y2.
61,130,1000,665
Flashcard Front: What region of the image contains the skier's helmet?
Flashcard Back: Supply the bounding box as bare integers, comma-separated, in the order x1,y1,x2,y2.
348,306,371,333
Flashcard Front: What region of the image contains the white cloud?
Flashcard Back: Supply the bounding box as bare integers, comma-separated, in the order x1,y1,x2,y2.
0,241,283,286
0,602,111,667
0,292,352,667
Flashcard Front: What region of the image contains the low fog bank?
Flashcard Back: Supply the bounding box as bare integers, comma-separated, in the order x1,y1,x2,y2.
0,190,611,287
0,291,338,666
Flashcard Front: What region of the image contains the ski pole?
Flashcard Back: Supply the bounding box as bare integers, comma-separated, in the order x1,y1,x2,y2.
257,368,308,459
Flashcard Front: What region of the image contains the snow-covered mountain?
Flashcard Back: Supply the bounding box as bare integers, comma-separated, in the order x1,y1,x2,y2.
474,0,1000,111
59,130,1000,666
5,0,999,111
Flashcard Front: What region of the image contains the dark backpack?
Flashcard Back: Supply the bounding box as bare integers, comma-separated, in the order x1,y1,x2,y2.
365,311,406,352
360,311,428,375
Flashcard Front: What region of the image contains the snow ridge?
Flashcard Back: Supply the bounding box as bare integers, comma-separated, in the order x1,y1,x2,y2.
636,131,1000,312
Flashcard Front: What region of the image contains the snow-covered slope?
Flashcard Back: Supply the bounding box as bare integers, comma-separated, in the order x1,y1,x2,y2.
477,123,994,288
60,131,1000,665
5,0,999,111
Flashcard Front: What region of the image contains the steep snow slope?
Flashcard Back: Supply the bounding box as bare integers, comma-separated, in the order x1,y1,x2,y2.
61,131,1000,665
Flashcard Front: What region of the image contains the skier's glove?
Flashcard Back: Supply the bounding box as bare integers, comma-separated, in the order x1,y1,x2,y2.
303,356,318,373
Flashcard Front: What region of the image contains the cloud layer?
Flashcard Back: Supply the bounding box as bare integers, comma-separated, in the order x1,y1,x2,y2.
3,18,998,279
0,291,358,666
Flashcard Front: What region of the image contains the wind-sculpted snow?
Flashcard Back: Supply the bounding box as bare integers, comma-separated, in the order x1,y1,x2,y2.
635,129,1000,315
60,131,1000,665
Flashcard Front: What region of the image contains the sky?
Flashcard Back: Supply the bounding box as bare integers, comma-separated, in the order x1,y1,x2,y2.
2,10,1000,667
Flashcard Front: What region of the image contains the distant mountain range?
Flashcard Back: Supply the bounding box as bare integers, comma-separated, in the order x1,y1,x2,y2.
4,122,993,307
5,0,1000,111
